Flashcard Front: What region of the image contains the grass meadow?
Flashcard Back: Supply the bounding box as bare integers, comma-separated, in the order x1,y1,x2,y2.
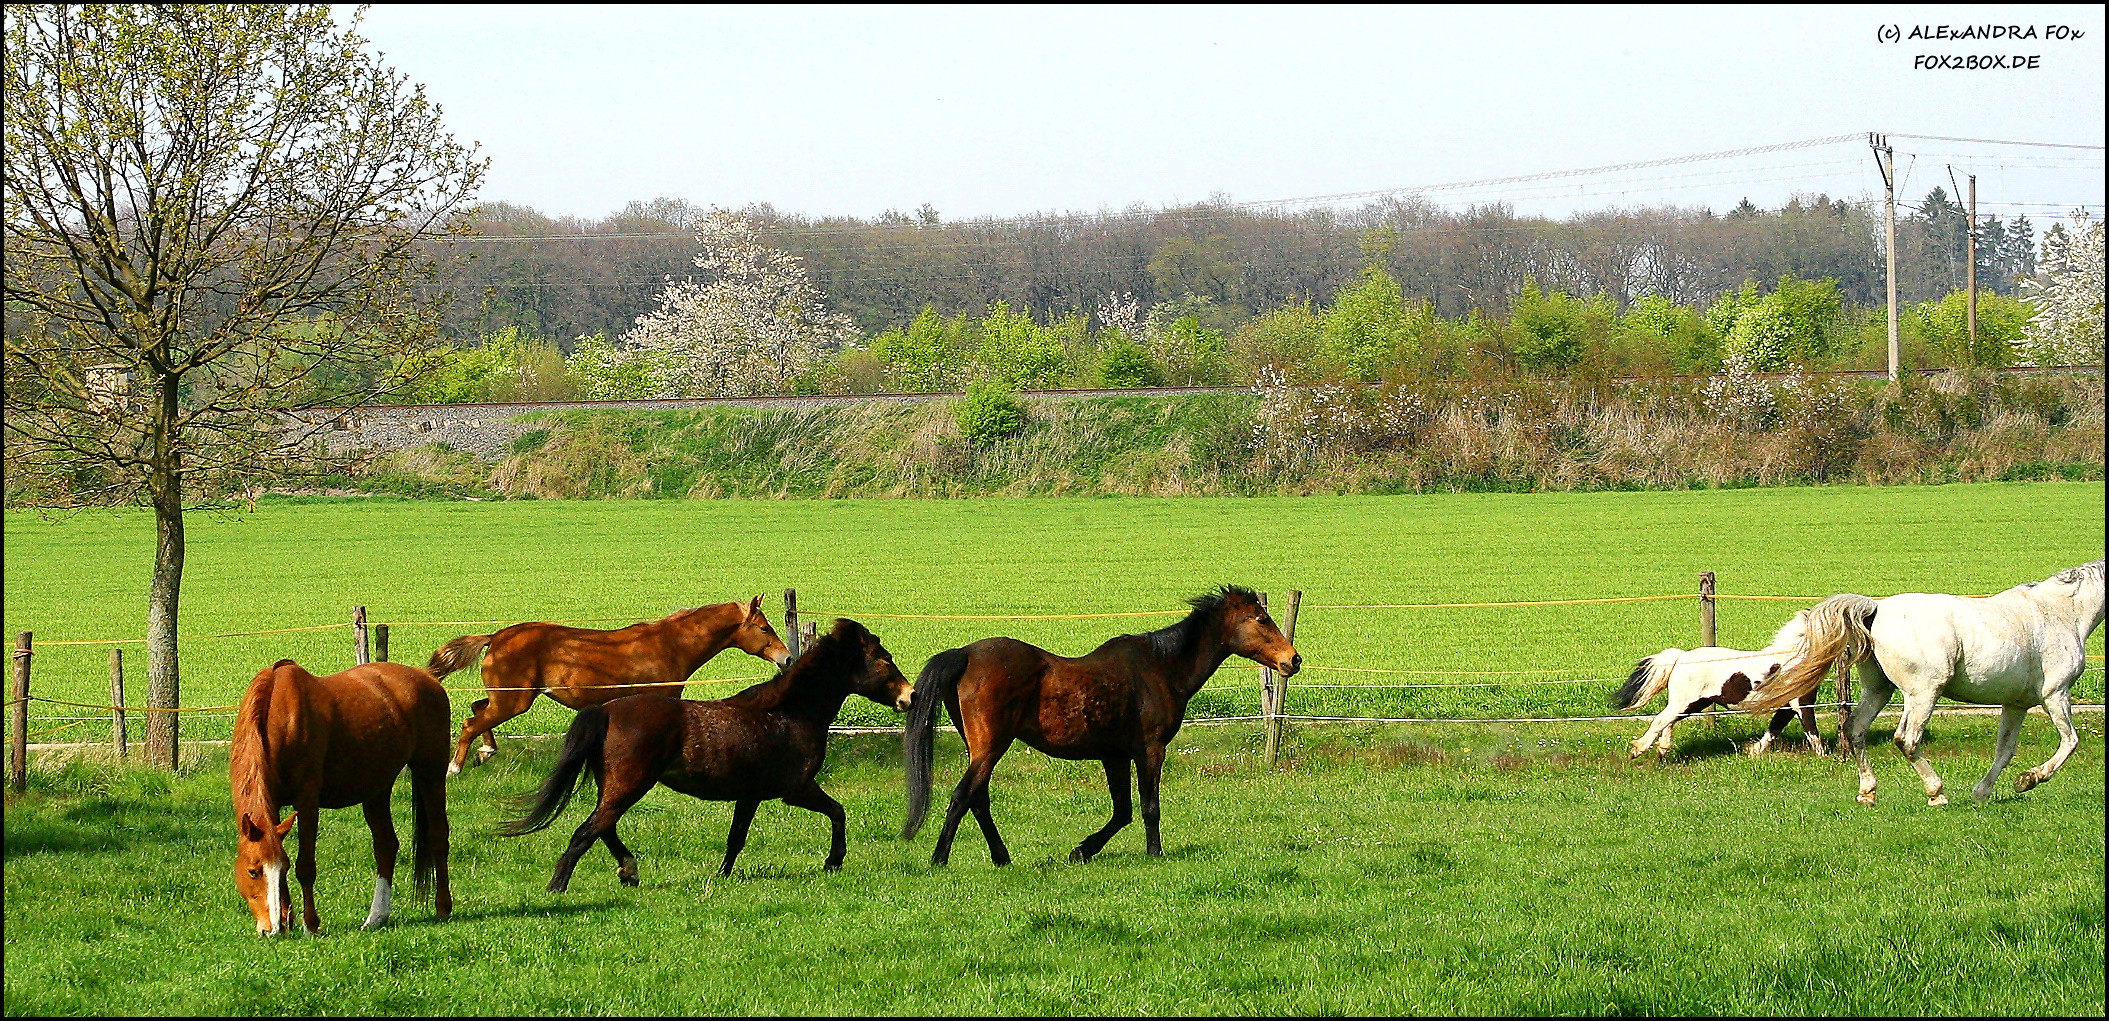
3,482,2105,1014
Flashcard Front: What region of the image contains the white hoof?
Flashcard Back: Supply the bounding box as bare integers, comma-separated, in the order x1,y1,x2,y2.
474,746,497,765
363,878,392,930
1927,793,1948,807
446,762,461,777
1856,791,1877,806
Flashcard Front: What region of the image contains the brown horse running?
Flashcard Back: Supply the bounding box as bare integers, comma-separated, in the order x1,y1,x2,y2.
502,618,912,891
231,660,453,935
428,597,792,774
903,585,1300,866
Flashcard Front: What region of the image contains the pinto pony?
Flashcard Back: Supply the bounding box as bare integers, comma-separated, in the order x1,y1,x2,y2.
1750,560,2105,806
230,660,453,935
1612,612,1830,758
503,618,911,890
428,597,792,774
903,585,1300,866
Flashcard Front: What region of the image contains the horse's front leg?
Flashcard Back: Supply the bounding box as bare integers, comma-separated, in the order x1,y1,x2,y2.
1795,696,1828,755
721,799,759,876
361,799,398,930
295,802,322,933
1973,704,2029,801
1630,705,1679,759
1746,709,1794,756
783,783,848,872
1137,743,1166,857
2015,688,2080,793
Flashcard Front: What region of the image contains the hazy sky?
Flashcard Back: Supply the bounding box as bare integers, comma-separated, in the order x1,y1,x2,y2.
355,4,2106,223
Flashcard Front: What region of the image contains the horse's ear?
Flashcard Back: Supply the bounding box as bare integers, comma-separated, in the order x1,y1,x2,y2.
748,595,764,619
273,815,296,838
240,812,267,842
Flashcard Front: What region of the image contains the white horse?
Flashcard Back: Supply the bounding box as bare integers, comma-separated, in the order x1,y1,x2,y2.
1613,613,1829,758
1750,560,2104,806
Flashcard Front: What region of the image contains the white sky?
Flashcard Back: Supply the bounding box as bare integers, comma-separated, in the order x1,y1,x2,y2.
354,4,2106,224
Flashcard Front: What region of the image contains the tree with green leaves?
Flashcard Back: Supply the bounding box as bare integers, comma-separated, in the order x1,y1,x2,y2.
3,5,482,765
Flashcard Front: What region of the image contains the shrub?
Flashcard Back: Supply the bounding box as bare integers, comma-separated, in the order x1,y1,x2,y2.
975,302,1066,389
955,379,1025,443
1322,266,1420,380
1097,329,1162,388
1912,289,2034,367
1231,302,1326,381
1622,294,1720,374
1510,280,1608,372
566,332,658,400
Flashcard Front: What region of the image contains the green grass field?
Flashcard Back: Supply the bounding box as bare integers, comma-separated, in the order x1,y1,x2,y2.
4,483,2105,1014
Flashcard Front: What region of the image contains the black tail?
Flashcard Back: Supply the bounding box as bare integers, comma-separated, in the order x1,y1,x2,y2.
1610,656,1654,710
500,706,608,837
410,771,445,901
903,647,970,840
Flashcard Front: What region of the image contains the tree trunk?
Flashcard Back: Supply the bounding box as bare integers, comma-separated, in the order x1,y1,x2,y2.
144,371,184,770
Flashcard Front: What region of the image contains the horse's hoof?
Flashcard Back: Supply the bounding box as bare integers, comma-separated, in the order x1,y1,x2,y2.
618,870,639,888
445,762,461,777
823,860,843,873
474,747,496,765
546,879,569,894
990,852,1011,867
361,916,388,931
1068,847,1092,863
2014,772,2041,793
1927,793,1948,807
1856,792,1877,806
1971,786,1992,803
1743,743,1767,757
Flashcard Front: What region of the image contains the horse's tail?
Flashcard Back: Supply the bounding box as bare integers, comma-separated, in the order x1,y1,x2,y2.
903,647,970,840
499,705,607,837
1610,651,1682,711
410,770,445,901
426,634,492,680
1748,595,1879,712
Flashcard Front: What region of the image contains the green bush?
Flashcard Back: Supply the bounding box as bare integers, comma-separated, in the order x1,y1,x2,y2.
1322,266,1420,380
955,378,1025,442
975,302,1066,389
1913,289,2035,367
1510,280,1609,372
1097,329,1162,387
566,332,659,399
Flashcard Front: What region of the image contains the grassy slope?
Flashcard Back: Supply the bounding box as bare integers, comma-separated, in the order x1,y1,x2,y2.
3,483,2102,735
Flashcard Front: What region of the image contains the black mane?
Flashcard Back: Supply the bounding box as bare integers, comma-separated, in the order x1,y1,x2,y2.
1140,585,1260,659
724,619,869,709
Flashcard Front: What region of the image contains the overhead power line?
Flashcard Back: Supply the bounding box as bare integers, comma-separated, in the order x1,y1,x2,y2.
1887,133,2106,151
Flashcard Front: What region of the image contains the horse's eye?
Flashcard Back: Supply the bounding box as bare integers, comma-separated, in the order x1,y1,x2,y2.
247,868,261,878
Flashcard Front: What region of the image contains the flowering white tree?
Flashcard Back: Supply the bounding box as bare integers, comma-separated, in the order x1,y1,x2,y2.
2018,211,2105,366
623,210,860,396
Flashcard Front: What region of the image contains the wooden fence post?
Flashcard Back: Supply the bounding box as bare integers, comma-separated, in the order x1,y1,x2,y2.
353,605,370,666
1698,572,1718,729
800,620,818,654
110,648,127,762
1258,593,1277,766
1264,590,1302,769
1835,657,1853,760
11,632,30,793
1698,572,1717,648
375,623,390,663
784,588,801,662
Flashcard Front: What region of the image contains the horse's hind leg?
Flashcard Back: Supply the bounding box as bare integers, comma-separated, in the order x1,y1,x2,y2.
1747,709,1795,756
1070,758,1131,863
1630,705,1679,759
969,783,1009,867
450,688,535,775
548,772,652,893
294,801,322,934
933,732,1011,867
1890,689,1947,805
1847,668,1895,805
600,831,640,886
1973,704,2029,801
1796,696,1828,755
721,799,760,876
361,799,398,930
2015,688,2080,793
783,783,849,872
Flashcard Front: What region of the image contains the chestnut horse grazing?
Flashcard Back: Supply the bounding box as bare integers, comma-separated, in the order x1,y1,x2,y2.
230,660,452,935
903,586,1300,866
502,618,911,890
428,596,792,774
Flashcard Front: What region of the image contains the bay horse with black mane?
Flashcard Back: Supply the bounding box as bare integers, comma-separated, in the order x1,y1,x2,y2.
503,618,912,890
903,585,1300,866
230,660,452,935
428,596,792,774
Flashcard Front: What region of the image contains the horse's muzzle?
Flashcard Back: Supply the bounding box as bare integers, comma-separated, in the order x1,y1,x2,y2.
1278,653,1302,677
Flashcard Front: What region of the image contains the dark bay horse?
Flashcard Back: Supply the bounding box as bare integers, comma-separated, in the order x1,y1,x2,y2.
903,585,1300,866
428,596,792,774
502,618,912,891
231,660,453,935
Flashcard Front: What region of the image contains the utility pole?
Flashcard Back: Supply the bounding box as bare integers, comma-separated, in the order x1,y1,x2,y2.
1967,174,1978,355
1873,133,1898,380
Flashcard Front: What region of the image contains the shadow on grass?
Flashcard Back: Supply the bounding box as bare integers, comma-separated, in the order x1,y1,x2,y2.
433,898,625,925
4,796,215,861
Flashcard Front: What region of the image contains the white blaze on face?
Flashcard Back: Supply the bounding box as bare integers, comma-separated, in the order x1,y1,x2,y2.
262,861,286,934
363,876,392,930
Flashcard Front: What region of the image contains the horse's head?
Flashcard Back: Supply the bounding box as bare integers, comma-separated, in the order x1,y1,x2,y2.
1204,586,1301,677
233,810,296,935
833,618,913,712
731,595,793,668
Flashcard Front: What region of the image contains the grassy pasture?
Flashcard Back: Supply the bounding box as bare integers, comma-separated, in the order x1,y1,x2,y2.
3,482,2105,1014
3,483,2103,740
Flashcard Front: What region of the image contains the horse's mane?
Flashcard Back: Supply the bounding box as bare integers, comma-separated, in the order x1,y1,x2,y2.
2051,560,2105,586
230,660,298,812
723,619,867,710
1139,585,1260,660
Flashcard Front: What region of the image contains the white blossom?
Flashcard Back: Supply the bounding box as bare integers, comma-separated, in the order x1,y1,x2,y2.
622,210,860,396
2018,210,2105,367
